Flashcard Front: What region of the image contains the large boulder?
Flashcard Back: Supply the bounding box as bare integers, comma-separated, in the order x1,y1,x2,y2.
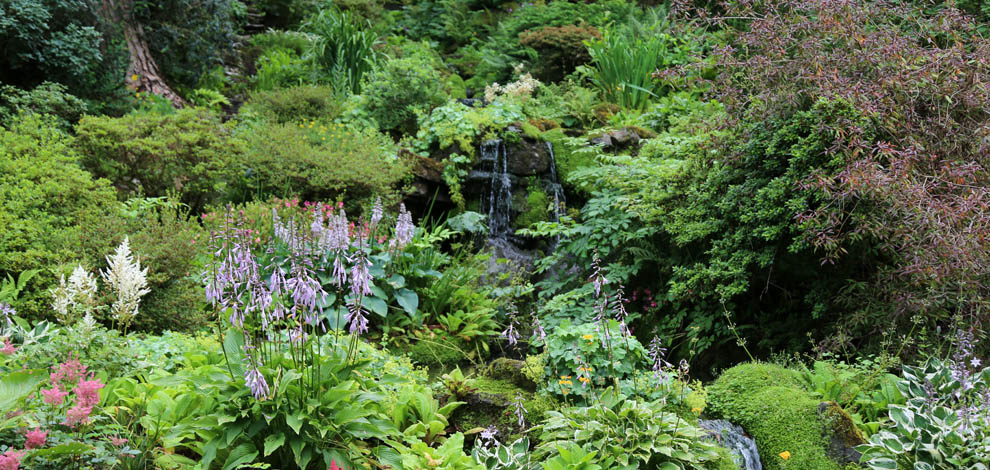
818,401,866,465
505,135,551,175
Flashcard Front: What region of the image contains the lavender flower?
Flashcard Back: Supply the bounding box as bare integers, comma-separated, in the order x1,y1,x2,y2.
346,302,369,336
244,366,269,400
648,336,673,383
512,393,527,427
478,425,500,450
394,204,415,248
612,284,630,336
589,251,608,298
369,197,383,230
501,313,520,346
531,314,547,344
349,248,373,298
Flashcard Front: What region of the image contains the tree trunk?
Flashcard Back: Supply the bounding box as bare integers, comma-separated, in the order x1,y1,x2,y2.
100,0,185,107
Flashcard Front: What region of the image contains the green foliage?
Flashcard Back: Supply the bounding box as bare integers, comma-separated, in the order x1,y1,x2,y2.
583,27,694,110
535,390,731,469
542,320,648,399
0,0,126,99
392,0,491,54
234,121,409,211
303,8,378,95
74,108,245,213
475,0,637,83
514,185,550,229
416,100,525,155
472,436,533,470
707,363,841,470
74,200,210,333
0,114,119,321
518,25,601,82
391,432,483,470
364,53,449,135
241,85,343,124
441,367,476,400
133,0,245,90
858,359,990,469
254,47,314,90
0,82,88,130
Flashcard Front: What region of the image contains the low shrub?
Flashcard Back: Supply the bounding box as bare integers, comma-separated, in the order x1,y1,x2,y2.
364,53,449,135
518,24,601,82
0,115,119,321
73,108,245,214
241,85,342,123
0,82,88,130
233,121,410,211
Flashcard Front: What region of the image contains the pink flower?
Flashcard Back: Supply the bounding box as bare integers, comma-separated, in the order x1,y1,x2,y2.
64,404,93,427
73,376,104,407
329,460,341,470
0,450,25,470
50,359,87,387
41,387,68,405
110,435,128,447
0,337,16,355
24,428,47,449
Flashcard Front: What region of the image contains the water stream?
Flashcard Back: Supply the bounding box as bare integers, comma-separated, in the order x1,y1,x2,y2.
699,419,763,470
480,139,512,239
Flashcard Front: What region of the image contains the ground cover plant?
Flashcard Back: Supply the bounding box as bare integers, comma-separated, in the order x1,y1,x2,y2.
1,0,988,469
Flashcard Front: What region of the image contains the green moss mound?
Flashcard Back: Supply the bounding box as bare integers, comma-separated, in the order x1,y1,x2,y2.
708,363,840,470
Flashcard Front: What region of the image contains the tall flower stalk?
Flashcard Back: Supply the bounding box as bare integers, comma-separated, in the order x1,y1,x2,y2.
101,238,150,334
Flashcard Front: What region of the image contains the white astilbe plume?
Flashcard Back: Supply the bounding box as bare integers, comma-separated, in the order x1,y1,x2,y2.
101,237,150,330
50,274,73,324
68,264,98,308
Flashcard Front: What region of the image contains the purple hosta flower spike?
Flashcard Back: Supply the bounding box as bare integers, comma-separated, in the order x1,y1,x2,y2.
394,204,415,249
243,344,269,400
346,301,369,336
951,329,978,399
370,197,383,231
648,336,672,383
479,425,499,451
310,210,324,239
350,247,373,298
512,392,527,428
531,313,547,344
612,284,630,336
502,312,520,346
589,251,608,298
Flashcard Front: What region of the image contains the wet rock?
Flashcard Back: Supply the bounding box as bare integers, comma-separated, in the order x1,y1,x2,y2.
610,128,640,147
505,136,551,176
818,401,866,465
589,133,612,148
407,150,444,183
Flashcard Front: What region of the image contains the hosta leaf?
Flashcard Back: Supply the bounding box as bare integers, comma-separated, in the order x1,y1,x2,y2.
263,433,285,457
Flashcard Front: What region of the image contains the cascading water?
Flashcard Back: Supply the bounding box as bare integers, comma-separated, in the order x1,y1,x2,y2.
545,141,565,225
699,420,763,470
481,139,513,239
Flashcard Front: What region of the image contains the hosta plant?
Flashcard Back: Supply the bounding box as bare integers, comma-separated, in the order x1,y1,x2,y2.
534,389,726,469
858,341,990,470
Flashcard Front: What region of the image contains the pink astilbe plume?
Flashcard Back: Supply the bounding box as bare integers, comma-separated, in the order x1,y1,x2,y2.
0,337,15,355
41,387,68,405
0,449,25,470
73,376,104,407
24,428,47,449
64,404,93,427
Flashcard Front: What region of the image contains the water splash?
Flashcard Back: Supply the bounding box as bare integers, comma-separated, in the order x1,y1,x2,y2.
545,141,565,225
699,419,762,470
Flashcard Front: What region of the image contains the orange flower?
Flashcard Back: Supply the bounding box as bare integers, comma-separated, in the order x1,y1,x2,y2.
778,451,791,460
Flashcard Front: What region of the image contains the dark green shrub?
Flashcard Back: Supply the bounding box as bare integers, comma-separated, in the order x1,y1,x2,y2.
0,82,88,129
707,363,840,470
0,114,119,321
518,24,602,82
241,85,342,123
233,121,411,211
0,0,126,99
73,108,245,213
364,54,448,135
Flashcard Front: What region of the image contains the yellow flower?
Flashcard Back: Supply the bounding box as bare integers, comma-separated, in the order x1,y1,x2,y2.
778,451,791,460
578,377,590,384
131,74,139,82
691,407,703,414
560,375,571,379
558,379,573,386
582,334,593,341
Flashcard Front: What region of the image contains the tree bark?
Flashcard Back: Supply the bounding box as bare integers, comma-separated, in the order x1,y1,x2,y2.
100,0,185,107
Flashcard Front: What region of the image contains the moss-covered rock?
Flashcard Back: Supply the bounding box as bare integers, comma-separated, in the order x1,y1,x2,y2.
452,377,560,444
818,401,866,465
541,127,597,188
399,331,473,367
707,363,841,470
485,358,537,391
513,185,550,230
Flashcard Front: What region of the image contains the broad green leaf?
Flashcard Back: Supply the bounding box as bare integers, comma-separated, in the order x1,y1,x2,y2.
263,433,285,457
0,369,47,413
394,288,418,316
222,443,259,470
